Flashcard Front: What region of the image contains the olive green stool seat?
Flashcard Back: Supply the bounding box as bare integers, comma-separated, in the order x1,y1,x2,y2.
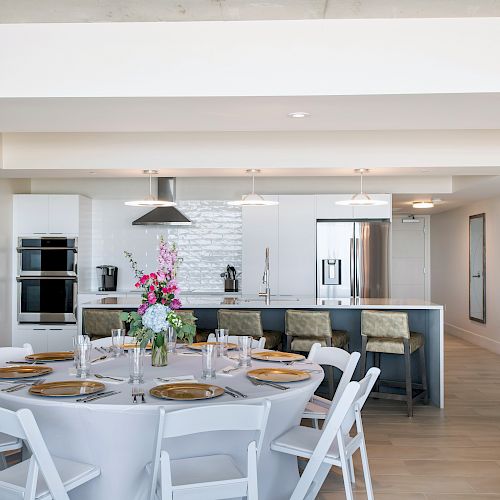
217,309,282,350
285,309,349,399
82,309,125,340
360,310,429,417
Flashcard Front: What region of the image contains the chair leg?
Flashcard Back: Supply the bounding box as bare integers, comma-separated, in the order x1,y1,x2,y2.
404,340,413,417
419,344,429,404
340,454,355,500
359,439,375,500
301,462,332,500
348,456,356,484
360,335,368,378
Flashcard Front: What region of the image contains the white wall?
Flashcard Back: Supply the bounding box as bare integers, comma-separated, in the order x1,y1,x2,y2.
431,196,500,353
0,179,31,346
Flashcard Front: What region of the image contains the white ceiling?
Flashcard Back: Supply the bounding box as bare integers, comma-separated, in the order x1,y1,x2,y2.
2,94,500,132
1,0,500,23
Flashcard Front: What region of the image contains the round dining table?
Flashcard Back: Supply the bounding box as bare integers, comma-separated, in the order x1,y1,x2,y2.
0,347,323,500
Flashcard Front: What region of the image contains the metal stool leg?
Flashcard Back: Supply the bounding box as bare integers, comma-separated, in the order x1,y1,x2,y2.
360,335,368,378
404,339,413,417
419,344,429,404
373,352,381,392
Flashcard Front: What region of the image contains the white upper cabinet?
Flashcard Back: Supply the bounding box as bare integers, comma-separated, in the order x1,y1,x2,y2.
278,195,316,297
242,197,279,295
14,195,81,235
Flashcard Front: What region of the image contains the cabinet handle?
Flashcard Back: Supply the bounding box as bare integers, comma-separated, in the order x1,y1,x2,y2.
33,328,46,331
49,328,63,331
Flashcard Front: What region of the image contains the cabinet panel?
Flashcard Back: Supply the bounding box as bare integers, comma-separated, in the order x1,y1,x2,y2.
14,195,49,235
13,328,48,352
242,197,279,295
47,327,77,351
315,195,353,220
48,196,80,234
278,195,316,296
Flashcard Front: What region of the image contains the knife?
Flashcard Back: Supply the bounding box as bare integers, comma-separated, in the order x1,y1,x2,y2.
224,386,247,398
6,360,49,365
254,379,289,391
76,390,120,403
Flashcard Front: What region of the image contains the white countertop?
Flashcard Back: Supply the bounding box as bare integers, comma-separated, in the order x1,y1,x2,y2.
80,295,443,310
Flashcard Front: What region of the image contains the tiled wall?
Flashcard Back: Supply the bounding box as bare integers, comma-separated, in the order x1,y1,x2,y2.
91,200,242,292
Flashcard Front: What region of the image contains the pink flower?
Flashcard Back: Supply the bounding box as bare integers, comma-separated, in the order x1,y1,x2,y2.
140,275,149,284
134,282,140,288
171,298,182,310
161,298,166,304
149,285,155,292
147,292,157,304
137,303,148,315
150,272,157,280
157,271,166,281
162,287,168,294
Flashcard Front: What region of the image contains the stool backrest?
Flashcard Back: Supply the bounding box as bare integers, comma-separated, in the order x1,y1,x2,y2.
0,344,34,366
285,310,331,339
0,408,69,500
83,308,125,338
308,343,361,408
217,309,263,337
361,310,410,339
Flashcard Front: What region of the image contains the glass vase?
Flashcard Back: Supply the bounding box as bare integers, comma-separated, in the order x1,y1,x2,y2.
151,333,168,367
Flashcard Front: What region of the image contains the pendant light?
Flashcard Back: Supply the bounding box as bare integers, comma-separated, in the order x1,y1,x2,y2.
228,169,279,206
125,170,176,207
336,169,388,206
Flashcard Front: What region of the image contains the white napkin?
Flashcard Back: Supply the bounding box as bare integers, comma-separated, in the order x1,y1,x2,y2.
155,375,196,385
216,365,243,377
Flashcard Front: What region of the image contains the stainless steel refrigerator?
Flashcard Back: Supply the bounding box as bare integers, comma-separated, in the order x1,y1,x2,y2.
317,220,390,299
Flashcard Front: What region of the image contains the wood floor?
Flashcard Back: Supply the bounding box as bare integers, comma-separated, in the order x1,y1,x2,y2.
318,334,500,500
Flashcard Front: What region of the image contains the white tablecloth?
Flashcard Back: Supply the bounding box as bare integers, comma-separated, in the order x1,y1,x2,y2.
0,348,322,500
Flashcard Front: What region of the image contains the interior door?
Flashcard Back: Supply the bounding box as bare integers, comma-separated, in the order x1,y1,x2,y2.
356,221,390,298
469,214,486,323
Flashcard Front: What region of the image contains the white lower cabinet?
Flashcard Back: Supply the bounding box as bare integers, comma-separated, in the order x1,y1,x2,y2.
13,325,77,352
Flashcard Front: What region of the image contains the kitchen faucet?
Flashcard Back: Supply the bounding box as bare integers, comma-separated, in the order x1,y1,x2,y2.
258,247,271,305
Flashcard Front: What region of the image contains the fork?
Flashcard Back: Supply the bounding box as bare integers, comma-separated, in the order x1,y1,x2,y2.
94,374,125,382
249,378,289,391
1,378,46,392
132,386,145,404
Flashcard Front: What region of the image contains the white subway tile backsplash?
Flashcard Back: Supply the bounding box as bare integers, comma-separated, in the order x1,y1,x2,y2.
91,200,242,293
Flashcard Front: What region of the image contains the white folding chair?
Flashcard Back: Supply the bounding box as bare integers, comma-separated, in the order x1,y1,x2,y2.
0,344,34,469
0,407,100,500
272,368,380,500
303,343,360,429
207,333,266,349
148,401,271,500
90,336,135,348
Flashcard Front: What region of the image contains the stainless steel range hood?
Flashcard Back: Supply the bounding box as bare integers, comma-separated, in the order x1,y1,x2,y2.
132,178,191,226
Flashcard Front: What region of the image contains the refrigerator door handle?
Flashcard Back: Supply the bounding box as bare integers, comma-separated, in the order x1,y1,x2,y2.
350,238,355,298
355,237,360,299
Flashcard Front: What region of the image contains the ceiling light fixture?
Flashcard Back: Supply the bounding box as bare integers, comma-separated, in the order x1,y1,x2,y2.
412,201,434,209
287,112,310,118
228,169,279,207
336,169,388,206
124,170,176,207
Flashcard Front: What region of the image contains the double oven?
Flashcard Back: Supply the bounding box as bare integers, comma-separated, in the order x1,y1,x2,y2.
17,237,78,323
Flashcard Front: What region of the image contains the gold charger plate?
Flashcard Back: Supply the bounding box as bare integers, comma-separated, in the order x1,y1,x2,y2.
150,383,224,401
26,352,74,362
251,351,305,362
29,380,105,397
247,368,310,383
123,343,152,350
187,342,238,351
0,365,53,379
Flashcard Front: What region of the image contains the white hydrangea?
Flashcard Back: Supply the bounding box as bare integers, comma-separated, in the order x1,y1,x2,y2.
142,304,170,333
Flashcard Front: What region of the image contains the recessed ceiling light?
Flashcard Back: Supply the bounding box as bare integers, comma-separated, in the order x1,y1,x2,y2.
412,201,434,209
287,112,310,118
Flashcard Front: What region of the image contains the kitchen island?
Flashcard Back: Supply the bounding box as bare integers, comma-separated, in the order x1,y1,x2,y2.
80,295,444,407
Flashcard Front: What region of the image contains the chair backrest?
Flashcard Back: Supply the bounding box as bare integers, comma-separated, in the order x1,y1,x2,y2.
91,335,135,347
339,367,381,435
0,408,69,500
217,309,263,337
361,310,410,339
285,310,332,339
0,344,34,366
207,333,266,349
308,343,361,408
83,308,125,338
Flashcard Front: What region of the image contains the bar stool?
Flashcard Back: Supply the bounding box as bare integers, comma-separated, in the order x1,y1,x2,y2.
82,308,125,340
217,309,282,349
360,310,429,417
285,310,349,399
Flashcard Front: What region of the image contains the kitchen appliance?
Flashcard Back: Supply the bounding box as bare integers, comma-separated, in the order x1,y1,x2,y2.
17,237,77,276
317,220,390,299
221,265,238,292
96,265,118,291
17,276,77,323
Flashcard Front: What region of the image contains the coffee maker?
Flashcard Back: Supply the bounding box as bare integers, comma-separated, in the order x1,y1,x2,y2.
96,265,118,291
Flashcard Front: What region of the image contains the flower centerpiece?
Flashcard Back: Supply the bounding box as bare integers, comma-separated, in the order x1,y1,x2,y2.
120,237,196,366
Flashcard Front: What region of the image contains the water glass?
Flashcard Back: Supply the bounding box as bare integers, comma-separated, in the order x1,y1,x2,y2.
238,336,253,367
215,328,229,357
111,328,126,357
128,347,145,384
201,344,216,379
166,326,177,353
73,335,91,378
